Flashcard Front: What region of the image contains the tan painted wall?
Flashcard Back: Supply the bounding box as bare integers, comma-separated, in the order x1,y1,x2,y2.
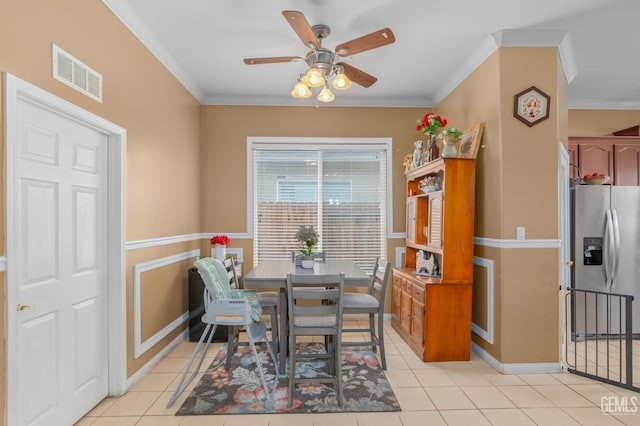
569,110,640,136
1,0,201,417
3,1,636,421
438,48,562,364
199,105,427,266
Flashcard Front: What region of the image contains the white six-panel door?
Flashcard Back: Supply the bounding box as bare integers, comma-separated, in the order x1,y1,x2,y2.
13,96,109,425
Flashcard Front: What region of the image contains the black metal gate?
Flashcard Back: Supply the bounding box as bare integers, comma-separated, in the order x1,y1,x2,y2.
564,288,639,392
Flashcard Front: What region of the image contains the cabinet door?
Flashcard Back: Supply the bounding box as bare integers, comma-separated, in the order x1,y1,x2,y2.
614,144,640,186
578,143,613,180
400,290,412,334
410,282,425,345
391,275,402,321
406,198,417,244
411,299,425,345
428,193,443,249
568,143,578,179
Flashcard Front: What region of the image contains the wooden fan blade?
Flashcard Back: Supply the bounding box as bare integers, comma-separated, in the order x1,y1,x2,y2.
337,62,377,88
244,56,304,65
335,28,395,56
282,10,320,49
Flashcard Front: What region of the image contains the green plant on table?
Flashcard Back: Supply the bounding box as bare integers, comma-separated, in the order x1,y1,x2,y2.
295,225,318,256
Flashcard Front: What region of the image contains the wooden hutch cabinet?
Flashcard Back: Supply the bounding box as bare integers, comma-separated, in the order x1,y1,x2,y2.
569,136,640,186
391,158,475,361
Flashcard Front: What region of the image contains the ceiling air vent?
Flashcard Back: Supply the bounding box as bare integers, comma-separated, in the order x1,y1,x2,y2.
52,44,102,102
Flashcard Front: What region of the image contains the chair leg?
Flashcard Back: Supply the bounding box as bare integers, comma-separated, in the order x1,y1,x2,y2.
245,325,276,404
369,312,377,353
288,335,296,407
377,312,386,370
226,325,238,371
167,323,216,408
336,336,343,407
268,306,279,358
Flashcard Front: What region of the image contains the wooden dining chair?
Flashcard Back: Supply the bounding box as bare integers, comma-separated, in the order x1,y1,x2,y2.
341,257,391,369
223,257,278,371
286,272,345,407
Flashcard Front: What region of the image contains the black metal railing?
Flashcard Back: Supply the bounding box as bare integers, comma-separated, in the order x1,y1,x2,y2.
564,288,639,392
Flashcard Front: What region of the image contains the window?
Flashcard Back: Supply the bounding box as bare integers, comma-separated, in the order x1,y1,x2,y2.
251,139,388,271
277,180,352,203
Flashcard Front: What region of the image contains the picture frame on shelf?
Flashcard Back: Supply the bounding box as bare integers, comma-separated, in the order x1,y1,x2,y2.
513,85,551,127
458,122,484,159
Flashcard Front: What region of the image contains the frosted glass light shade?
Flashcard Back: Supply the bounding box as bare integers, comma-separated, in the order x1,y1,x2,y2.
332,72,351,90
303,68,325,88
317,87,335,102
291,82,312,98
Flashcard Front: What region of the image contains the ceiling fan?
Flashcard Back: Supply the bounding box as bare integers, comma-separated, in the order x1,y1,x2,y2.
243,10,396,102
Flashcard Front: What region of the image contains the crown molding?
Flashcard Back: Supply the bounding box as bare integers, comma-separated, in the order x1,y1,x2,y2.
200,94,433,108
101,0,204,102
434,29,578,106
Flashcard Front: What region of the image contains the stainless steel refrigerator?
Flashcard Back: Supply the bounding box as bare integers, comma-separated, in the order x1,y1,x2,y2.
571,185,640,336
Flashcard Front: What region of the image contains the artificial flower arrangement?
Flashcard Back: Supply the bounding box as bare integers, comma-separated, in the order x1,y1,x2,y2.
416,113,448,135
419,176,440,188
210,235,230,246
295,225,318,256
440,127,463,139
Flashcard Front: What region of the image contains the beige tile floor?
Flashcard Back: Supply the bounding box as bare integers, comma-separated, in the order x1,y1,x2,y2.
77,318,640,425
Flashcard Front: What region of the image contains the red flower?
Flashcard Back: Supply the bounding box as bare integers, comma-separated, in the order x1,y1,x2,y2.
416,113,447,135
210,235,230,246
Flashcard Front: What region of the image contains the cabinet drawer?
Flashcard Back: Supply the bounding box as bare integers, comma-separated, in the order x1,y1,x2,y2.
393,274,402,288
412,283,425,301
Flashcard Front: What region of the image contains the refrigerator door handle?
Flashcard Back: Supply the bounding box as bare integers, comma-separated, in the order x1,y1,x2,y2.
611,209,621,287
604,210,614,289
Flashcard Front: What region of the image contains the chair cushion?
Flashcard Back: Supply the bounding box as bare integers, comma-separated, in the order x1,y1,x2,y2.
257,291,278,306
294,315,336,328
342,293,379,309
194,257,262,321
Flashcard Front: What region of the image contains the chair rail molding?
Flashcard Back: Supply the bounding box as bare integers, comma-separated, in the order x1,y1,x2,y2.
474,237,560,249
133,249,200,359
126,233,250,251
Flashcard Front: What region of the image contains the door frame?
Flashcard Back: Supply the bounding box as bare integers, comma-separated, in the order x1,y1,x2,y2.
558,141,571,366
4,73,127,423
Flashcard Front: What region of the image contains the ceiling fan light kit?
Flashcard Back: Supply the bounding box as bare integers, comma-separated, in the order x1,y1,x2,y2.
244,10,395,103
291,81,312,99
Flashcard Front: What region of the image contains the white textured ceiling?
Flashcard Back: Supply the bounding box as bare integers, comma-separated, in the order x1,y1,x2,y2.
102,0,640,109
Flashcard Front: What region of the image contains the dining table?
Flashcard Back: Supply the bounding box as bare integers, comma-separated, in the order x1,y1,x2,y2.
243,259,371,372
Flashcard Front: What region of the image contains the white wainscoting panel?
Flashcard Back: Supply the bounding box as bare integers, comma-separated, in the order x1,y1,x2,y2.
133,249,199,359
471,256,494,344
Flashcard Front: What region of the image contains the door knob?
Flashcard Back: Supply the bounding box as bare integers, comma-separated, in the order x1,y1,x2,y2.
565,260,574,266
16,303,36,311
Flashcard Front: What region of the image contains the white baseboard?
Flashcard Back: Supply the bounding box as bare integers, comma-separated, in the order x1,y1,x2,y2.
471,341,562,374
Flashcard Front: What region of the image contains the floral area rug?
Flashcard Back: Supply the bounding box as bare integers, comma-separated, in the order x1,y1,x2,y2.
176,342,401,415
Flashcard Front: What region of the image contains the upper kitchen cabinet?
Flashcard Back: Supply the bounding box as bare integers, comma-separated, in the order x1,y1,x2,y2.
569,137,640,186
614,143,640,185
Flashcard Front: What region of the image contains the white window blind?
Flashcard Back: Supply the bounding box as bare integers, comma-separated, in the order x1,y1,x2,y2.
253,146,387,271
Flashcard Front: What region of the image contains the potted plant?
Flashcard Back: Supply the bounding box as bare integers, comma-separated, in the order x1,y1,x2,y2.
419,176,440,193
416,113,448,162
295,225,318,268
210,234,230,261
439,127,463,158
